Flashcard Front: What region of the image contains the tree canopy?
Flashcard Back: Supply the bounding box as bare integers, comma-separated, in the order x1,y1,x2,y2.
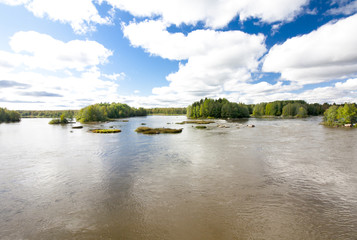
76,102,147,123
323,103,357,127
187,98,249,119
0,107,21,123
252,100,326,118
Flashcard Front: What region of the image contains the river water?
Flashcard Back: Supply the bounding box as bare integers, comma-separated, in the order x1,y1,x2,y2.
0,116,356,239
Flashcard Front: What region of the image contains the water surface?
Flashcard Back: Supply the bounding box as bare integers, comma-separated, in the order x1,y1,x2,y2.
0,116,356,239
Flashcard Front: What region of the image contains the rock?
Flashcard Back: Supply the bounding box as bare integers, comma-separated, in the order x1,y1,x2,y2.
247,124,255,128
344,124,352,127
72,126,83,129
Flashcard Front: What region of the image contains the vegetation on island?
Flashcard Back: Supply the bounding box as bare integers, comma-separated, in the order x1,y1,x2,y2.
91,129,121,133
186,98,332,120
252,100,328,118
0,107,21,123
187,98,250,119
19,110,77,118
135,126,183,134
49,111,74,124
323,103,357,127
176,120,215,124
146,108,187,115
76,102,147,123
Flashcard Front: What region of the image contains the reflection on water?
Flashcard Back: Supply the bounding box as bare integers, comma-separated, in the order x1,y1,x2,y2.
0,117,356,239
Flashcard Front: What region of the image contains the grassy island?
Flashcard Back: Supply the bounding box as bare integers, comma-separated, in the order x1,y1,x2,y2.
177,120,215,124
91,129,121,133
135,127,182,134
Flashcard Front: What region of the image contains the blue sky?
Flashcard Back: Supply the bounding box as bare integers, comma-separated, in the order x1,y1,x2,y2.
0,0,357,110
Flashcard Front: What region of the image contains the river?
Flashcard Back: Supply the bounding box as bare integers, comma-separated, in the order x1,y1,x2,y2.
0,116,356,239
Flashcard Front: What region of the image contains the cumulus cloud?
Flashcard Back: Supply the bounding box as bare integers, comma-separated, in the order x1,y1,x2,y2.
263,13,357,84
107,0,308,28
123,20,266,101
328,0,357,15
102,72,126,81
9,31,112,71
0,68,120,109
0,0,111,34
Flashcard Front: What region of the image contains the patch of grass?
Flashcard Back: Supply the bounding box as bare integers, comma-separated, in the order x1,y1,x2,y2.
91,129,121,133
176,120,215,125
135,126,182,134
72,126,83,129
195,125,207,129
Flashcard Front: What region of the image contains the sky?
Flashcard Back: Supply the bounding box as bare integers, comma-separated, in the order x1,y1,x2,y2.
0,0,357,110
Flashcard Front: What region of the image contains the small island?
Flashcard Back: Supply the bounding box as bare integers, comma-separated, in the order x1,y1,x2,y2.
91,129,122,133
135,127,183,134
323,103,357,128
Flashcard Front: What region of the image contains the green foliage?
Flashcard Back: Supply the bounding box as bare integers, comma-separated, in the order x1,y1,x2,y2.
0,107,21,123
187,98,249,119
76,102,147,123
18,110,77,118
324,103,357,126
48,112,73,124
252,100,325,118
323,105,339,126
296,107,308,118
252,103,267,116
146,108,186,115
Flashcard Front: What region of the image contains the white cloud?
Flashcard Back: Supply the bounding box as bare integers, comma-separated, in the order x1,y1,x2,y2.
0,0,29,6
328,0,357,15
263,13,357,84
9,31,112,71
0,50,23,71
0,69,120,110
0,0,111,34
103,72,126,81
107,0,308,29
123,20,266,101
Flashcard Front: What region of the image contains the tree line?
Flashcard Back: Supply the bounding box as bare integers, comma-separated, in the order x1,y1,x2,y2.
19,110,77,118
187,98,250,119
146,108,187,115
252,100,329,118
187,98,333,119
0,107,21,123
75,102,147,123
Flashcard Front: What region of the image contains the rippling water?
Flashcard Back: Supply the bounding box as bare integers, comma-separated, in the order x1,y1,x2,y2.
0,116,356,239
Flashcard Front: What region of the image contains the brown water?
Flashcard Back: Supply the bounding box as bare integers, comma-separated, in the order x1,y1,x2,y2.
0,116,356,239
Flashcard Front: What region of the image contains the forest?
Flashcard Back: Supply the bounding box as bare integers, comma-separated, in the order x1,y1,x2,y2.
75,102,147,123
323,103,357,127
187,98,331,119
252,100,329,118
146,108,187,115
0,107,21,123
19,110,77,118
187,98,250,119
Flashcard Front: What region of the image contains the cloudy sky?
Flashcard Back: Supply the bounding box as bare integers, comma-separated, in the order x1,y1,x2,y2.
0,0,357,110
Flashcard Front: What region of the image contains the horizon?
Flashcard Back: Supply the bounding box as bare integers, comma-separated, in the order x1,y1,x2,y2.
1,0,357,110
